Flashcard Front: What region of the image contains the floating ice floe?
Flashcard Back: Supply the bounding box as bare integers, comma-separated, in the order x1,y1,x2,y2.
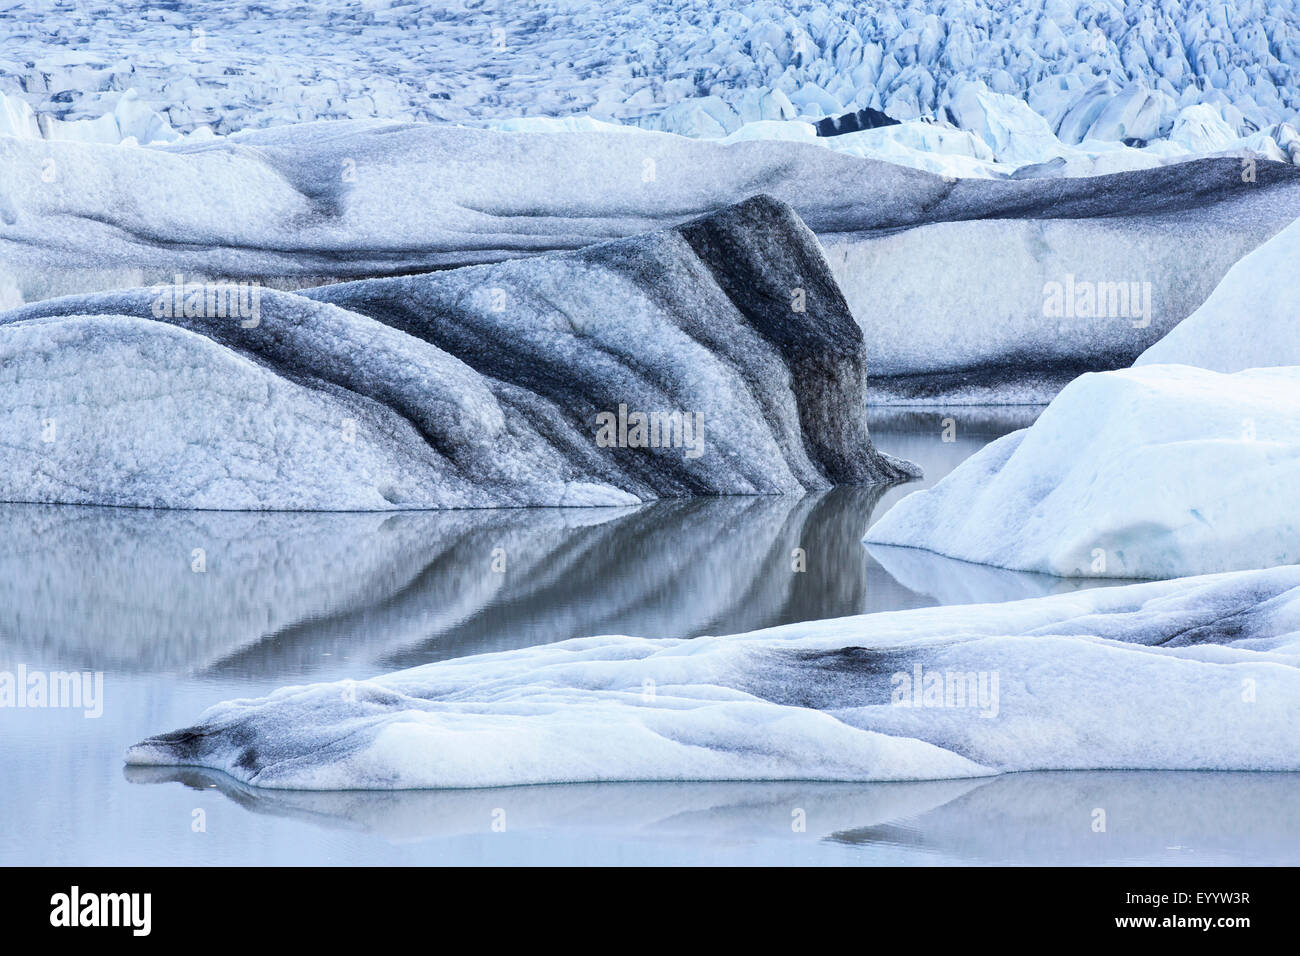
1135,216,1300,372
125,565,1300,789
865,365,1300,578
0,196,915,510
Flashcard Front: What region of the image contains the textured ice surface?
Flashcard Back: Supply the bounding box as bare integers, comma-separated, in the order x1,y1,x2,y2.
125,565,1300,788
5,119,1297,402
1135,216,1300,372
4,0,1298,166
866,365,1300,578
824,161,1300,402
0,196,914,509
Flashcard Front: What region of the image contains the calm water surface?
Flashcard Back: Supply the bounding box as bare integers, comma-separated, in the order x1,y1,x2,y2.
3,407,1295,865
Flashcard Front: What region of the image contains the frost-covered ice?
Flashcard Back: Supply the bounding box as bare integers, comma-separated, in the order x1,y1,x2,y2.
0,196,915,509
126,565,1300,789
1135,216,1300,372
866,365,1300,578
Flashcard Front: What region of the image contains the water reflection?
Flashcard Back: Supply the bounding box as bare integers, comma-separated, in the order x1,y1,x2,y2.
0,486,1124,684
0,491,869,677
124,766,1300,865
6,411,1202,866
0,410,1132,689
867,543,1141,605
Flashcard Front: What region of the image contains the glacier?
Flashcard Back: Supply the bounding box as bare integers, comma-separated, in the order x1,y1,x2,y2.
125,565,1300,789
0,195,915,509
4,0,1299,161
865,365,1300,578
1134,215,1300,372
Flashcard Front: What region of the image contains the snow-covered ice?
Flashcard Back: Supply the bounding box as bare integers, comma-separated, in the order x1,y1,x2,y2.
865,365,1300,578
0,196,915,509
125,565,1300,788
1135,215,1300,372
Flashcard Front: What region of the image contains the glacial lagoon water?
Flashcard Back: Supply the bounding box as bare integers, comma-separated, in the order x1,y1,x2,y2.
3,407,1297,866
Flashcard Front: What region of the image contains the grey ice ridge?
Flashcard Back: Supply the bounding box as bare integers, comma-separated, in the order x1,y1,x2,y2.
0,196,916,509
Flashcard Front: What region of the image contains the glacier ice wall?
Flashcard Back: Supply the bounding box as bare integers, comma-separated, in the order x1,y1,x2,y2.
4,0,1297,146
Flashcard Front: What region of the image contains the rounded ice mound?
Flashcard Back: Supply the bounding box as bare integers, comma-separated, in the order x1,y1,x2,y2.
865,365,1300,579
1135,216,1300,372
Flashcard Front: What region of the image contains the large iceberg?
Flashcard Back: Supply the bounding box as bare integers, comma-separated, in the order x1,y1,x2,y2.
0,196,915,509
1134,216,1300,372
6,121,1299,403
125,565,1300,789
865,365,1300,578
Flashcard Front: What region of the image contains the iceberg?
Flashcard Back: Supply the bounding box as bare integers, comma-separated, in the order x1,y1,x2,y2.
865,365,1300,578
0,89,181,145
1135,216,1300,372
825,158,1300,402
125,565,1300,789
5,119,1299,403
0,196,916,510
